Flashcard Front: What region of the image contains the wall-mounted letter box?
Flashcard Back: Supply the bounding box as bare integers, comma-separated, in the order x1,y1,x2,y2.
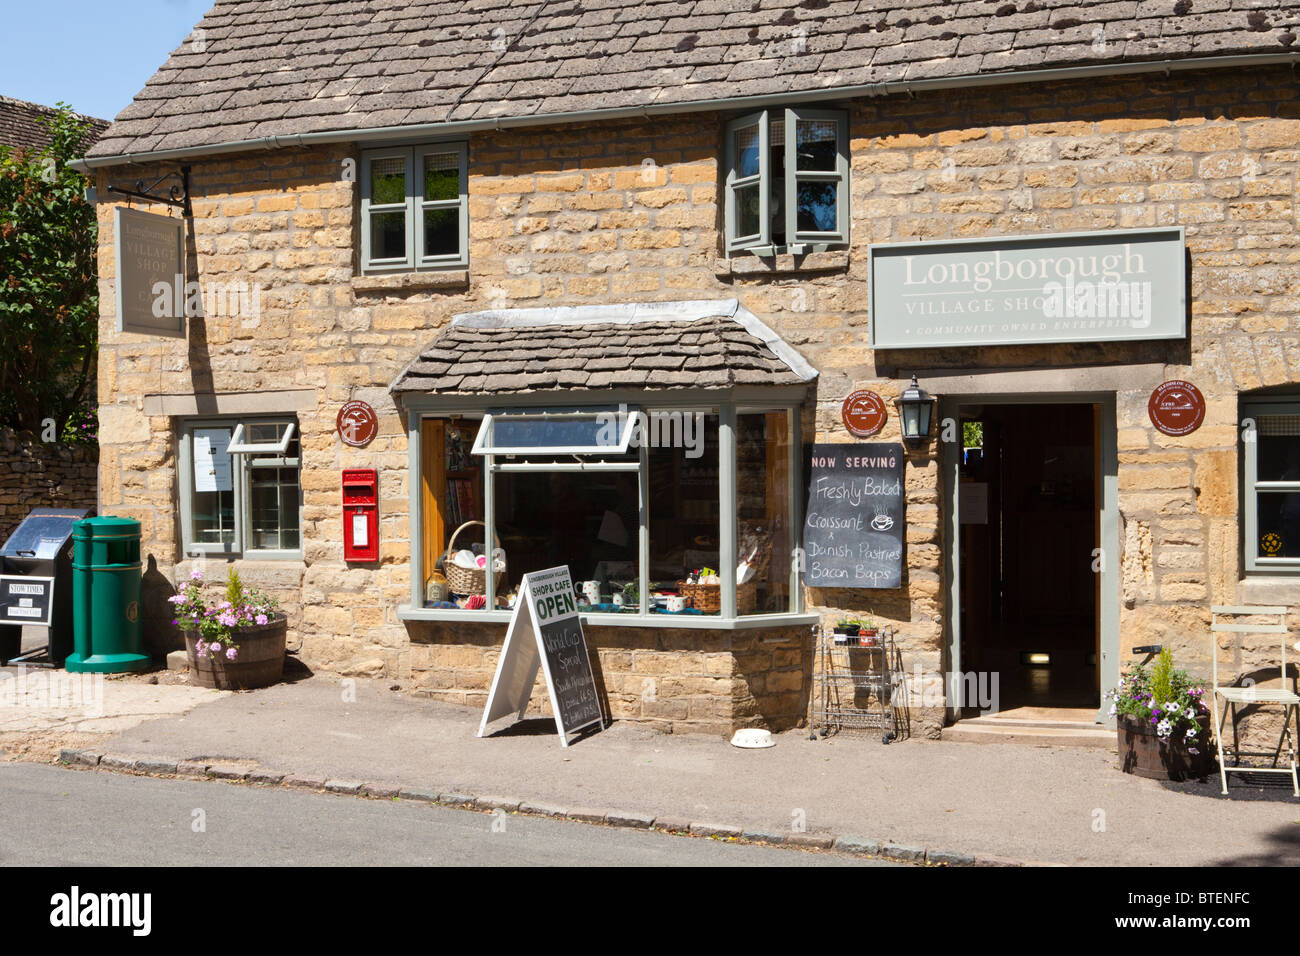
342,468,378,562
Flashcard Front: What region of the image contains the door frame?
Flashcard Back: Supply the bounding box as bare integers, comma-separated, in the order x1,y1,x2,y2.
941,392,1118,726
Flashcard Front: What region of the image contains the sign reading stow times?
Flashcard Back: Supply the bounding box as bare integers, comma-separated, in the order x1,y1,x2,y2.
869,227,1185,349
114,207,185,338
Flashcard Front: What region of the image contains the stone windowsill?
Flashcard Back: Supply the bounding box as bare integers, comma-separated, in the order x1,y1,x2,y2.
352,270,470,293
716,248,850,278
1238,575,1300,606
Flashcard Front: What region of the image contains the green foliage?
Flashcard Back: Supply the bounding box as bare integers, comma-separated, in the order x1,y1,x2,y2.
0,103,98,437
962,421,983,449
1150,646,1175,709
225,566,245,608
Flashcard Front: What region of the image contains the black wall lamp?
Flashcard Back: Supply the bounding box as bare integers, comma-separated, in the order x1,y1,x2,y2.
894,374,935,443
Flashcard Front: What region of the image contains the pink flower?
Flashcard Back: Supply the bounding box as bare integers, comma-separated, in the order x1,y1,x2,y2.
167,594,186,604
225,646,238,661
255,614,268,626
190,569,204,581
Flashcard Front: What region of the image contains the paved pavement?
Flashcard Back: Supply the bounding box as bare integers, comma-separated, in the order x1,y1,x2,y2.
36,674,1300,867
0,664,226,734
0,762,886,866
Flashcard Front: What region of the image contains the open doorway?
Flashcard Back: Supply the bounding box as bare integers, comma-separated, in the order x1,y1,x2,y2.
957,403,1100,715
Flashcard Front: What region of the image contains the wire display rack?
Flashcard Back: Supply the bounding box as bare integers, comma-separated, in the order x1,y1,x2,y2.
809,625,905,744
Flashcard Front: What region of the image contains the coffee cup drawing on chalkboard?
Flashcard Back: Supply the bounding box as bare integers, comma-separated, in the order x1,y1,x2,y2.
870,505,894,532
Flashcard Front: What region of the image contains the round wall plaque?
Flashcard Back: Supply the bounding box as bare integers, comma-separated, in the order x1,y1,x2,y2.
1148,380,1206,437
842,390,888,438
337,400,379,447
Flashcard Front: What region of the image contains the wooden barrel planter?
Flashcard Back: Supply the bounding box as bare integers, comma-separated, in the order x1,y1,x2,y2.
1117,714,1213,781
184,616,287,690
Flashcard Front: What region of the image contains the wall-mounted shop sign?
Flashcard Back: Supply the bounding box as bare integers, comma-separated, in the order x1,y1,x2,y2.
1148,380,1205,436
869,227,1185,349
803,443,905,589
114,207,185,338
842,390,888,438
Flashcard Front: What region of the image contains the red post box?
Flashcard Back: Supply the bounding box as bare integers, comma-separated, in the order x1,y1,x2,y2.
342,469,378,562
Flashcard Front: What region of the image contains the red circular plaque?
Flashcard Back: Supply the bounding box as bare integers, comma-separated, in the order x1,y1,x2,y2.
337,400,379,447
1148,380,1206,437
842,390,888,438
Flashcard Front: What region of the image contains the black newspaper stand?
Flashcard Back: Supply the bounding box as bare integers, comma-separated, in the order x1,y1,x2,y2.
0,508,89,666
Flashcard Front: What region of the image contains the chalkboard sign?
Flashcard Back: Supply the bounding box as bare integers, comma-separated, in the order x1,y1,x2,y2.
0,575,54,626
478,565,604,747
804,443,905,589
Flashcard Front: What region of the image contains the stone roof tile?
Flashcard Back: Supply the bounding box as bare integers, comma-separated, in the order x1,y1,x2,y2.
85,0,1298,162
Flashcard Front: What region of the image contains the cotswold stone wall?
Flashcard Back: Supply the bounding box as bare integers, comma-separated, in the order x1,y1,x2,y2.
0,428,97,541
407,621,810,737
93,64,1300,735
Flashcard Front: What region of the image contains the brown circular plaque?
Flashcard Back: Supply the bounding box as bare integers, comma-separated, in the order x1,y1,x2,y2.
1148,380,1206,437
842,390,888,438
337,400,379,447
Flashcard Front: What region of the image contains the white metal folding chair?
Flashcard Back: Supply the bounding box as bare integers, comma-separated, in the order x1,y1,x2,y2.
1210,605,1300,796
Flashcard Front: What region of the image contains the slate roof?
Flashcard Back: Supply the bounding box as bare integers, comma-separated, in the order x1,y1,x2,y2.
0,96,108,154
391,308,812,395
86,0,1300,163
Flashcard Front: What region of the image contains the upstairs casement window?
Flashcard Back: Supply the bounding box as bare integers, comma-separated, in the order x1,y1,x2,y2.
360,143,468,273
724,107,849,256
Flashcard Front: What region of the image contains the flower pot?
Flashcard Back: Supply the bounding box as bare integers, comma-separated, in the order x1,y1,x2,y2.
184,616,287,690
1117,713,1212,781
833,625,860,636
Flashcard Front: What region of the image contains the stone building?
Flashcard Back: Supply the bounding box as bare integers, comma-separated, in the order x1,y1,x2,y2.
73,0,1300,740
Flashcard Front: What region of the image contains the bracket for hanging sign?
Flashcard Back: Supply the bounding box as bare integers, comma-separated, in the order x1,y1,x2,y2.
107,165,192,217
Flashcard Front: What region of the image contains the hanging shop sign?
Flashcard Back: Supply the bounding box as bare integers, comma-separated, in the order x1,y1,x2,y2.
842,390,888,438
114,207,186,338
478,565,604,747
803,443,905,589
337,400,379,447
868,226,1186,349
1148,380,1206,436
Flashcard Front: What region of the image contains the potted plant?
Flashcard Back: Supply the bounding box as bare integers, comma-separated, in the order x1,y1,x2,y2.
170,567,287,690
833,617,860,637
1107,647,1212,781
856,615,879,642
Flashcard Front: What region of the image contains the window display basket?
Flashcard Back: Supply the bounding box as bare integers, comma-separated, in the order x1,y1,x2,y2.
443,520,503,596
676,579,758,614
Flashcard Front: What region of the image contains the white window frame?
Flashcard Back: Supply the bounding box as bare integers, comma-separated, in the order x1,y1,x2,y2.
1243,398,1300,573
360,142,469,273
178,416,303,560
724,107,849,256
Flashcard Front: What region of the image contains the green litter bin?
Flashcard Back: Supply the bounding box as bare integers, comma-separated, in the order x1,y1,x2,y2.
65,517,150,673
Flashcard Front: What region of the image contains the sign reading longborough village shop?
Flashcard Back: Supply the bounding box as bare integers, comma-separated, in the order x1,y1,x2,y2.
804,443,905,589
869,227,1185,349
113,207,186,338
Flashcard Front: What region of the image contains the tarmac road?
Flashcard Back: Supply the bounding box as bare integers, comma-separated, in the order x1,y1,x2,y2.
0,763,894,867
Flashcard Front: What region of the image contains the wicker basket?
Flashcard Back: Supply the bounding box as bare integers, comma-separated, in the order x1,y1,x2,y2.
676,578,758,614
443,520,503,596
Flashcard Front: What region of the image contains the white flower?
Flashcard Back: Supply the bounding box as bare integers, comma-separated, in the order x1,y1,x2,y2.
1108,703,1117,717
1157,719,1172,737
1185,726,1197,739
1165,701,1180,714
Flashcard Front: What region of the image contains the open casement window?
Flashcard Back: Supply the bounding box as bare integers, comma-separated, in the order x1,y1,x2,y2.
361,142,468,273
179,418,302,557
471,408,638,458
1243,400,1300,571
724,107,849,256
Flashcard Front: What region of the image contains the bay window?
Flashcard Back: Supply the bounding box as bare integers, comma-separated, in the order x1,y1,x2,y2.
408,400,803,622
